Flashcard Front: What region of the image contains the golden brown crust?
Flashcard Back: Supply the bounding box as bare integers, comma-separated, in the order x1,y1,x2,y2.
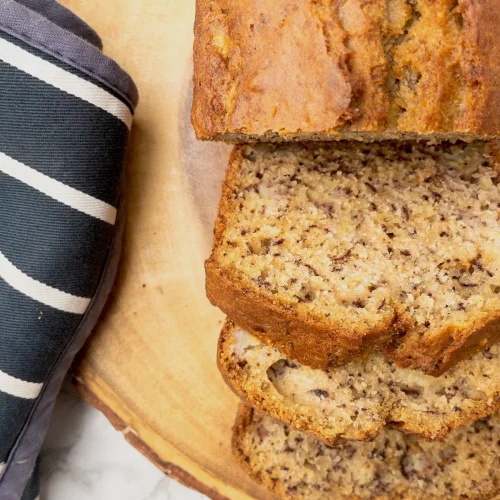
385,312,500,374
231,406,260,488
209,259,500,374
192,0,500,141
231,406,382,500
457,0,500,135
218,321,380,445
192,0,354,140
207,258,396,368
206,146,500,375
192,0,233,139
207,146,396,366
219,320,500,445
232,404,500,500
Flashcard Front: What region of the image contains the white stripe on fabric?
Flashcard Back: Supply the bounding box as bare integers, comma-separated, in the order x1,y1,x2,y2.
0,369,42,399
0,252,91,315
0,462,4,475
0,152,117,224
0,37,132,129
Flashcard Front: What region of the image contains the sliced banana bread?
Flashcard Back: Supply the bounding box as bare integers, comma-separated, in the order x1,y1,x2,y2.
219,321,500,444
193,0,500,142
233,405,500,500
206,141,500,375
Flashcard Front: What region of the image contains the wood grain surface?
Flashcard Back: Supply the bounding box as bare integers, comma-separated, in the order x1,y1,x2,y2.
59,1,270,498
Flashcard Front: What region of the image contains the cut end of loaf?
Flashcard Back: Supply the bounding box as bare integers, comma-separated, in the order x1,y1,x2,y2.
201,130,492,144
209,141,500,372
193,0,500,141
233,405,500,500
220,322,500,445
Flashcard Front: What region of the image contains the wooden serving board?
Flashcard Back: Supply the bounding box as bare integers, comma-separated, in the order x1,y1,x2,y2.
60,1,270,498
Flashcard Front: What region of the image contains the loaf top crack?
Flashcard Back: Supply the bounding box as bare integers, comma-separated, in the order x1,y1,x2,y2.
233,405,500,500
192,0,500,142
206,141,500,374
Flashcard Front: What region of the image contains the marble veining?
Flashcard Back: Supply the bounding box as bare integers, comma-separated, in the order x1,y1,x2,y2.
41,380,208,500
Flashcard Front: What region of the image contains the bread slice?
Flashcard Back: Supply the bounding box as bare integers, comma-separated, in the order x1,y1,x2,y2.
219,321,500,444
192,0,500,142
233,405,500,500
206,141,500,375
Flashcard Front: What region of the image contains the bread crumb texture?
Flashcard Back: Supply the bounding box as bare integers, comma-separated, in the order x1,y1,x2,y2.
220,323,500,443
233,405,500,500
192,0,500,140
208,141,500,373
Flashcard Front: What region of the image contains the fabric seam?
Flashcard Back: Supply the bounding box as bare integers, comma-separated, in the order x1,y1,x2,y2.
20,0,103,49
0,22,135,112
0,189,126,490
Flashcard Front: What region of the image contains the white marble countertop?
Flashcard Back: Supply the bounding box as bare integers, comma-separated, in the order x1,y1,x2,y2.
40,380,208,500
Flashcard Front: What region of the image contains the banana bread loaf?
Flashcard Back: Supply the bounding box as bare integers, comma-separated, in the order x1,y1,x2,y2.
233,405,500,500
192,0,500,142
206,141,500,375
219,321,500,444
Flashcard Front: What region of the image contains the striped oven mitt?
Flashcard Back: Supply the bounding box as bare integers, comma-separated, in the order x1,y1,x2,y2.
0,1,137,499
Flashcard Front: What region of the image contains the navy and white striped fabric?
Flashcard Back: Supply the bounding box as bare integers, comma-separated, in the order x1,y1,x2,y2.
0,2,137,498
